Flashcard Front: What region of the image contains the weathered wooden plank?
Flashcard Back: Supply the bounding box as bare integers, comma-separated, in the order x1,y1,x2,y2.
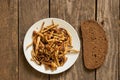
0,0,18,80
96,0,119,80
118,26,120,80
19,0,49,80
50,0,96,80
118,0,120,80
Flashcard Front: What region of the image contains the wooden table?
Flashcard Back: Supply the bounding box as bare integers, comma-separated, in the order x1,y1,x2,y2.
0,0,119,80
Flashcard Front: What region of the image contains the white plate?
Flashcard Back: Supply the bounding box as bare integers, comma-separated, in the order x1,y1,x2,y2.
23,18,80,74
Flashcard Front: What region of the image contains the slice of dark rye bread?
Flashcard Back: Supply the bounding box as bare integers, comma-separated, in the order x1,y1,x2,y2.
81,20,108,69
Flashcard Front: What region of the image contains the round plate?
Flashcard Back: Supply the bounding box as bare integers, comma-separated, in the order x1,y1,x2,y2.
23,18,80,74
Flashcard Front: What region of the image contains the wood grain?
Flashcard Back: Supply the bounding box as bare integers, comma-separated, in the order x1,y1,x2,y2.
118,24,120,80
118,23,120,80
0,0,18,80
50,0,96,80
19,0,49,80
118,0,120,80
96,0,119,80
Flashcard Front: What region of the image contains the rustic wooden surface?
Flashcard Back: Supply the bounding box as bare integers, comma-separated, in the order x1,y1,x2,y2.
0,0,18,80
0,0,119,80
96,0,119,80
